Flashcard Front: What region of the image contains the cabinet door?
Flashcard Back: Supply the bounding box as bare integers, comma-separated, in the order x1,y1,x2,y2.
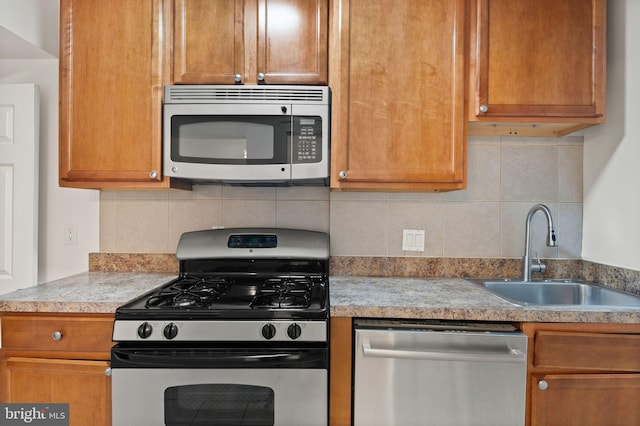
472,0,605,119
174,0,327,85
257,0,328,84
330,0,467,191
59,0,170,188
531,374,640,426
173,0,245,84
4,357,111,426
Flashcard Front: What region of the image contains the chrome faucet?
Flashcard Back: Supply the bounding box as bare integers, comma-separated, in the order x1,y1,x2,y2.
522,204,557,282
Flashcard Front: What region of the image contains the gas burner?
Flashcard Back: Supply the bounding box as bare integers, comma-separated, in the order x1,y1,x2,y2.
262,277,312,292
145,276,230,309
251,293,311,309
173,294,200,307
250,277,313,309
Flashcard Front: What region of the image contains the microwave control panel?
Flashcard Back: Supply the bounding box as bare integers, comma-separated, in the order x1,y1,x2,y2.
293,117,322,163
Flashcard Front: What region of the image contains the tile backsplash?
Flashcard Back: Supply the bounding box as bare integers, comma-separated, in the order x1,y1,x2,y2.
100,135,583,259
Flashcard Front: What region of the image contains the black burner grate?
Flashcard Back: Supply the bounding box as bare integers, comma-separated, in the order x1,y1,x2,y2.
145,276,231,308
250,277,313,309
139,274,326,312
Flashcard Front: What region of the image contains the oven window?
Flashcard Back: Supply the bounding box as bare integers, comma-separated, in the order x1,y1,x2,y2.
171,116,290,164
165,384,274,426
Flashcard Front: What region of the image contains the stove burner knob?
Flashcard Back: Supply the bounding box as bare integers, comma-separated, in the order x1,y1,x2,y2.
287,323,302,340
261,323,277,340
137,322,153,339
163,323,178,340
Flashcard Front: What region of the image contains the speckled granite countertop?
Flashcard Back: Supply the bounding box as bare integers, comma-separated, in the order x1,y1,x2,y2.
1,273,640,323
330,276,640,323
0,273,174,314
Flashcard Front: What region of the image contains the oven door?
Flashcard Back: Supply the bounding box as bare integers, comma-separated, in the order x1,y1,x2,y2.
111,345,328,426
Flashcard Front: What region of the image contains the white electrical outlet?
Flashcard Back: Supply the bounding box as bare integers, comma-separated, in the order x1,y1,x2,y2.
65,224,78,245
402,229,425,252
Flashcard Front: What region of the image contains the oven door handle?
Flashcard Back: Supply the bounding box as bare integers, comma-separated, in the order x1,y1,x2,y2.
111,346,327,369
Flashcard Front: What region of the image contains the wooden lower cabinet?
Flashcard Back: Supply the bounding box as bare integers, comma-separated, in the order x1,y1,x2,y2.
2,357,111,426
330,317,352,426
531,373,640,425
0,313,113,426
523,323,640,426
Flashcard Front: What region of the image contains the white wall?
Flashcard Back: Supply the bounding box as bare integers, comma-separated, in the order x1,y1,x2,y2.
583,0,640,271
1,0,634,280
0,0,58,58
0,1,100,284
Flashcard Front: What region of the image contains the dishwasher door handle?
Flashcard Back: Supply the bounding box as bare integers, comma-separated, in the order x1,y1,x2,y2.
362,342,526,363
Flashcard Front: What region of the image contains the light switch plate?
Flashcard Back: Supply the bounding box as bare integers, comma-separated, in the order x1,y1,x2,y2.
402,229,425,252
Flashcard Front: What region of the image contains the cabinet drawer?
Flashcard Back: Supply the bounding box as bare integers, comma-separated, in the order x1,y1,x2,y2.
1,314,113,357
535,331,640,372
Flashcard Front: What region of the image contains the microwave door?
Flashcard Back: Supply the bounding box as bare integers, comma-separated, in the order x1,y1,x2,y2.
165,104,294,182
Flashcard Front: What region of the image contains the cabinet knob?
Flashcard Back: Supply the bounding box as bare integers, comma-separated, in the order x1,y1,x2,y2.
104,367,112,377
149,170,158,179
52,331,63,341
234,74,242,83
479,104,489,113
257,72,265,82
339,170,347,179
538,380,548,390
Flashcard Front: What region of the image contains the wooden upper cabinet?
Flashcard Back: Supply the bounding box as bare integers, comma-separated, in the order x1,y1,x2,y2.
330,0,467,191
59,0,172,188
173,0,328,85
173,0,244,84
468,0,606,136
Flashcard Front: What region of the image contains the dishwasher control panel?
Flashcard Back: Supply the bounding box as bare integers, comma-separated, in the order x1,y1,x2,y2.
353,318,520,333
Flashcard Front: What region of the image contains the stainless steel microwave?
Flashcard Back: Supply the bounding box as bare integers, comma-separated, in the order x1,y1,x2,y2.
163,85,330,185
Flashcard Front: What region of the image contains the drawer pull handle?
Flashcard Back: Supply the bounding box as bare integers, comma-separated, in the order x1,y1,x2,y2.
538,380,549,390
104,367,112,377
52,331,63,341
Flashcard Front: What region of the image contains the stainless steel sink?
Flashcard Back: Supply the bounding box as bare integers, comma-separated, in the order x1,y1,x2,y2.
477,279,640,307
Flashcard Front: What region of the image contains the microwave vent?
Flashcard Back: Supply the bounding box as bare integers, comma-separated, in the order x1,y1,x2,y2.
165,85,329,104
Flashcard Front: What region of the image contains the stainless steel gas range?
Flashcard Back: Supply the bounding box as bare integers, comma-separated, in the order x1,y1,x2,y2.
111,228,330,426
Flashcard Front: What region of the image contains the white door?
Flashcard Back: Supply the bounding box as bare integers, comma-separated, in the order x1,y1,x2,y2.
0,84,39,293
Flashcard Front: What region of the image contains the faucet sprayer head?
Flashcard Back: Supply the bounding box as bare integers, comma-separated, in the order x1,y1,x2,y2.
547,228,557,247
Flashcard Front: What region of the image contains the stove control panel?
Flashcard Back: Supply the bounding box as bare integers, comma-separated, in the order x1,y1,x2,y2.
114,320,327,342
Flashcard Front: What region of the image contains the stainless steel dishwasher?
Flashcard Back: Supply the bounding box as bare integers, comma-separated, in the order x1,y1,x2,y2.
353,319,528,426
